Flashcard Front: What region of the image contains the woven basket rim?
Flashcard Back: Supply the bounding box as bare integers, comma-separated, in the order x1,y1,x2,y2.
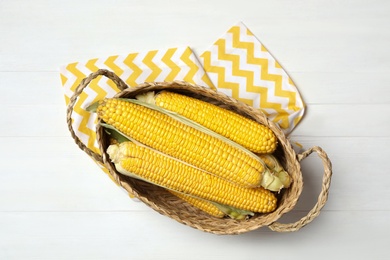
97,81,304,235
66,69,332,235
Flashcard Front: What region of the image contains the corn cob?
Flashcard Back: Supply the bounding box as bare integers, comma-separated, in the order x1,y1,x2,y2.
259,154,291,188
169,191,225,218
96,98,271,188
107,142,277,213
137,91,277,154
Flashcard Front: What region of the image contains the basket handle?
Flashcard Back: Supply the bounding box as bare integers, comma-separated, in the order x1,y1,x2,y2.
66,69,128,163
268,146,333,232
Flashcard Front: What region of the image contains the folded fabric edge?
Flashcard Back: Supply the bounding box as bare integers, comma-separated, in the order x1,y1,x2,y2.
198,21,306,135
58,46,216,106
239,20,307,123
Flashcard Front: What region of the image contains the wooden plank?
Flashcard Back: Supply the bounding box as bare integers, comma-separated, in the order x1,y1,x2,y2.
0,137,146,212
291,72,390,105
0,0,389,73
284,136,390,211
0,72,65,106
0,105,69,137
0,210,388,259
292,104,390,137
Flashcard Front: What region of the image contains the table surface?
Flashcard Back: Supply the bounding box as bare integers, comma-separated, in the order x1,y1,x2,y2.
1,0,389,259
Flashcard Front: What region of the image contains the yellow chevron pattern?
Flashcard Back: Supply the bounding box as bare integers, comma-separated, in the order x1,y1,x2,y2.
200,22,305,133
60,47,214,169
161,48,181,81
60,24,306,197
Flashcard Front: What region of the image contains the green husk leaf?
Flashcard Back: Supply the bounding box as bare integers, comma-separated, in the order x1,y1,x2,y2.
211,202,254,220
100,123,144,146
103,128,129,144
86,101,100,112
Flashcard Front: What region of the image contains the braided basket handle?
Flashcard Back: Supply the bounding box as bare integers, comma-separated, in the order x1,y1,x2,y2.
268,146,333,232
66,69,128,163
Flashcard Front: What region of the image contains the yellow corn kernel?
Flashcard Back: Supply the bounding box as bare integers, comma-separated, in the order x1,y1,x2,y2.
153,91,277,154
169,190,225,218
107,142,277,213
97,98,266,188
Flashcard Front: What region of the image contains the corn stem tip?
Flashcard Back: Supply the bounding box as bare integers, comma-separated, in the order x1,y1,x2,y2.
261,169,285,192
135,91,157,105
107,144,120,163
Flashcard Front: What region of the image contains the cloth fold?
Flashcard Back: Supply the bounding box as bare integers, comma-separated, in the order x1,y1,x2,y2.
199,22,305,134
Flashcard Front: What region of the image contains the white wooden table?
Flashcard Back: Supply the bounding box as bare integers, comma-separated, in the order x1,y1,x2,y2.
1,0,389,259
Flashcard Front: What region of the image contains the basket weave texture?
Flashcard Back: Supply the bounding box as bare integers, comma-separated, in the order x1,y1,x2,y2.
67,69,332,235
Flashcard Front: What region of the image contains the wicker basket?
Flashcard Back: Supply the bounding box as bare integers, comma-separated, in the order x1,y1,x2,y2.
67,69,332,235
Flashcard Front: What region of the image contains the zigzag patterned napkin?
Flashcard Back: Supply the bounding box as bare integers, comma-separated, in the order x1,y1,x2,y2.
60,46,214,156
59,22,305,189
199,22,305,134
